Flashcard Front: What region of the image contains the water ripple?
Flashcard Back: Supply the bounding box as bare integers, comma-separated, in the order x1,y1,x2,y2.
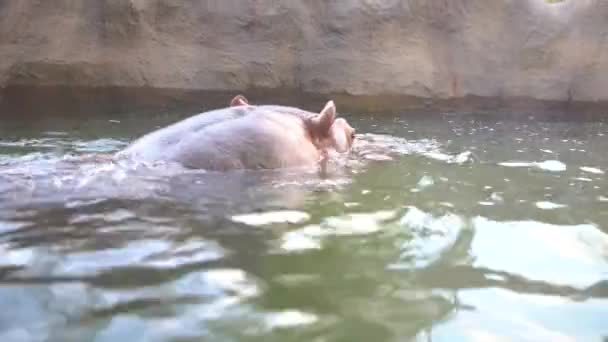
1,112,608,341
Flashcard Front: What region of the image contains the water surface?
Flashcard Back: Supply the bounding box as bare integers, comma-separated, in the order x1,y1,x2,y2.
0,105,607,342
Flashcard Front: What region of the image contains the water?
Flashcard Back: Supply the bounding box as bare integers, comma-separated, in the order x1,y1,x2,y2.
0,105,607,342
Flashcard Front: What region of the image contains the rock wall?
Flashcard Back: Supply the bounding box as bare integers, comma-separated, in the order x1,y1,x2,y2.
0,0,607,111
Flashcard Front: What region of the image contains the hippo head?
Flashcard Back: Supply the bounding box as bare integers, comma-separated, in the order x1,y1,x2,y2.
307,100,355,153
229,94,355,154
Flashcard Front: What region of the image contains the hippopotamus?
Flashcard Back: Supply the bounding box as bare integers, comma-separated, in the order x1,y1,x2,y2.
115,95,356,171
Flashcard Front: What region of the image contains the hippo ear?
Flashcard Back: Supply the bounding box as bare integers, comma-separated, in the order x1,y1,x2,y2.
230,95,249,107
310,100,336,136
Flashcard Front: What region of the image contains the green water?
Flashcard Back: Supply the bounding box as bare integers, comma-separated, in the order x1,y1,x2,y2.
0,106,607,342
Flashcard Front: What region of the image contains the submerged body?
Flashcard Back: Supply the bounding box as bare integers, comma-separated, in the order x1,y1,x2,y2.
116,96,355,171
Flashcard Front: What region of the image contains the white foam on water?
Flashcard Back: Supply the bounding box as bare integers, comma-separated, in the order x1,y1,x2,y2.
363,153,394,161
535,201,567,210
499,160,566,172
490,192,504,203
535,160,567,171
280,230,322,252
478,201,495,206
422,151,473,164
417,175,435,189
354,133,472,166
263,310,318,329
323,210,397,236
231,211,310,226
580,166,604,175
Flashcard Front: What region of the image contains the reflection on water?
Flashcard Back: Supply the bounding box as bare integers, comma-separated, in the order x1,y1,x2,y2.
0,107,607,341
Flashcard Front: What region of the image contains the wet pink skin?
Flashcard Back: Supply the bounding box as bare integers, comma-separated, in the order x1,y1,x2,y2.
116,95,356,171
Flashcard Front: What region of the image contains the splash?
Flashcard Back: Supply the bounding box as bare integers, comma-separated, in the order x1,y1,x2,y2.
352,133,470,164
0,132,462,212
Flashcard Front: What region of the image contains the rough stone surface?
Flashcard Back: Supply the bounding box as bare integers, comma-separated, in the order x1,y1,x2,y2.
0,0,607,107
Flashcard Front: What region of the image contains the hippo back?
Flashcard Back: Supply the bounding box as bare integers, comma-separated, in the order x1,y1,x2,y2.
116,105,321,170
117,106,254,161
